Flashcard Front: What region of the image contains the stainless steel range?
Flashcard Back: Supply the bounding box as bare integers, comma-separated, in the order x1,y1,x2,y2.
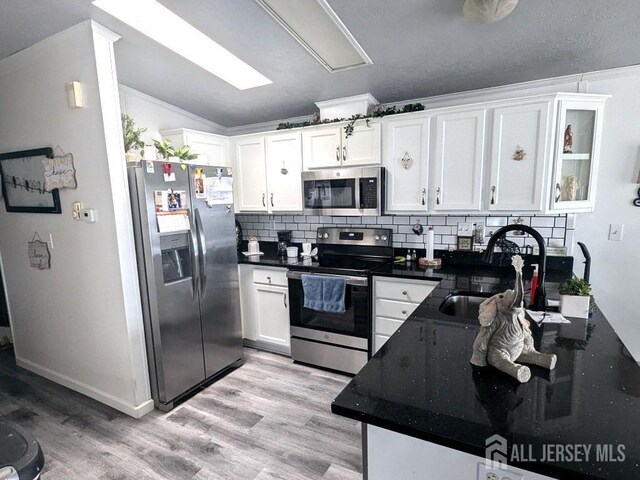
286,227,393,375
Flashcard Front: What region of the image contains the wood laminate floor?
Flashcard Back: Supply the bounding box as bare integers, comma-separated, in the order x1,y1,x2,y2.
0,347,362,479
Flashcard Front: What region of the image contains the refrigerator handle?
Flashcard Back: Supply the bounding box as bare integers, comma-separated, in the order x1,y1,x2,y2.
189,219,200,300
195,208,208,298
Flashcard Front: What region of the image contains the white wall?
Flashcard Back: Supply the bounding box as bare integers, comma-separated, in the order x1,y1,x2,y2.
119,85,225,145
0,21,153,417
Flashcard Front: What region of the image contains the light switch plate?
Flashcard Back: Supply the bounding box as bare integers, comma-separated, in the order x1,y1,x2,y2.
609,223,623,241
457,222,474,236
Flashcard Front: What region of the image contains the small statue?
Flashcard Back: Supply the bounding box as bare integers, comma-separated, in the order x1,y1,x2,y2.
470,255,557,382
563,125,573,153
564,175,580,201
311,112,321,124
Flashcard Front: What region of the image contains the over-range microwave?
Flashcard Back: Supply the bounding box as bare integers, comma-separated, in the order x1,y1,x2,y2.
302,167,385,216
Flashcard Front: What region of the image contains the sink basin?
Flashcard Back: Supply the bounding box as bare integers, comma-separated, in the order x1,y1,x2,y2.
439,292,492,319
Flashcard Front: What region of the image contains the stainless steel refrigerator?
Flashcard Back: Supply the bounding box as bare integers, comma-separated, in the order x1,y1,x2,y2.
128,161,242,411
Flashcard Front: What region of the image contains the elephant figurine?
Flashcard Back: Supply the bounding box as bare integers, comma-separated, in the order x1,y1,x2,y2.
470,256,557,382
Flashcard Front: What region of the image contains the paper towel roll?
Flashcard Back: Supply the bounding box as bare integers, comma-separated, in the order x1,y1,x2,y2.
425,227,434,261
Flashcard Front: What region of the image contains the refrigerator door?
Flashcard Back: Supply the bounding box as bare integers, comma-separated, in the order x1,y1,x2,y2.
129,164,206,406
188,165,243,377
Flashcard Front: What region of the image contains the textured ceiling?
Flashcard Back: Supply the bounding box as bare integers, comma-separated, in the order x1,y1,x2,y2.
1,0,640,127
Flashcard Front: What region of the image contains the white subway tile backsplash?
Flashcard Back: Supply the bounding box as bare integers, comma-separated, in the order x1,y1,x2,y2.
445,217,466,226
427,217,446,225
376,217,393,224
410,216,428,225
486,216,508,227
392,216,410,224
566,214,576,229
281,215,294,222
332,217,347,224
531,216,555,227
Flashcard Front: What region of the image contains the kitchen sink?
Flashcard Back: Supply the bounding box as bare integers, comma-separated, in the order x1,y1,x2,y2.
439,292,492,319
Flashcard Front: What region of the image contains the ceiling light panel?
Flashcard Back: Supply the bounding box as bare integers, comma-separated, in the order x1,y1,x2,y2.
93,0,271,90
256,0,372,72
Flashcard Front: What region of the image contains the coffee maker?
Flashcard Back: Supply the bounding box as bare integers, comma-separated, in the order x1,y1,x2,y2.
277,230,292,257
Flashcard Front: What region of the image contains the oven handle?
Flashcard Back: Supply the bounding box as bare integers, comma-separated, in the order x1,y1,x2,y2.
286,270,368,287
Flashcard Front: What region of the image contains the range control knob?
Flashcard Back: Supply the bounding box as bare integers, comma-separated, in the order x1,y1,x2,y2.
381,235,388,241
323,233,329,239
317,232,323,238
374,235,380,241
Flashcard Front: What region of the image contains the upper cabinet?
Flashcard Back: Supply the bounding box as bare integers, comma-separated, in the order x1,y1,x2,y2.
302,122,381,170
383,115,430,213
433,109,486,212
160,128,228,166
488,101,551,212
233,132,303,213
549,97,606,213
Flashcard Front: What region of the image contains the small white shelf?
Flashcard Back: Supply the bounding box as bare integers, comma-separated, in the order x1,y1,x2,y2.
562,153,591,160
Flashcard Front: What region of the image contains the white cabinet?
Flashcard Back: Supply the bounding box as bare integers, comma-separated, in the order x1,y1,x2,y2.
433,109,486,211
265,132,303,211
238,265,291,355
488,101,551,212
234,132,303,213
383,115,430,213
160,128,228,166
302,121,381,170
235,136,268,212
371,276,438,354
549,96,607,213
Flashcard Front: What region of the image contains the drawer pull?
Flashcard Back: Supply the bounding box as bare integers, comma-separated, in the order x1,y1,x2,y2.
267,276,271,284
402,310,407,315
402,291,408,295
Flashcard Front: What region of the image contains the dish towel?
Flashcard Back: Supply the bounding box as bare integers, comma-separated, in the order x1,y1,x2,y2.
301,274,346,313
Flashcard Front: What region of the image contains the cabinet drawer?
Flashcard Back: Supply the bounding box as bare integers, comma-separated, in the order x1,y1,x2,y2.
375,316,404,337
373,334,390,354
375,298,420,321
374,278,437,303
253,268,288,287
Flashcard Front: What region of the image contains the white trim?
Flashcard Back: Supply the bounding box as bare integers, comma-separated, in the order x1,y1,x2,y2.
119,85,226,134
226,114,314,137
89,20,121,43
16,356,155,418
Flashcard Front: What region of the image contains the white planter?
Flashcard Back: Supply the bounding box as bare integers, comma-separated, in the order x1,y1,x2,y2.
559,294,590,319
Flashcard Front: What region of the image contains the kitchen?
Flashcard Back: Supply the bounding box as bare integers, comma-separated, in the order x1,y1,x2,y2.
0,1,639,479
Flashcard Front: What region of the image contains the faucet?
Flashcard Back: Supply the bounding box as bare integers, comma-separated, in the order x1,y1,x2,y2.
482,225,547,311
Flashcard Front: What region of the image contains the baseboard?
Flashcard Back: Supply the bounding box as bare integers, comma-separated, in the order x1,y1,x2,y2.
243,338,291,357
15,356,154,418
0,327,12,343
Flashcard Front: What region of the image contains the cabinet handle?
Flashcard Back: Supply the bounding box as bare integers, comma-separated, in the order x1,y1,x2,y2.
491,186,496,205
226,205,232,215
283,293,287,308
336,146,340,162
270,193,274,207
402,310,407,315
267,276,271,284
402,291,408,295
262,193,266,207
343,145,347,162
421,188,426,206
436,187,441,206
555,183,562,202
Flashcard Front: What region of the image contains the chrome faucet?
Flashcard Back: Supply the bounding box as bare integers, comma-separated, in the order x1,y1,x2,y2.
482,225,547,311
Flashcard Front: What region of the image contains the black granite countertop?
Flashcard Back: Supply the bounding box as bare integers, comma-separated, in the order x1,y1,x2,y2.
332,271,640,480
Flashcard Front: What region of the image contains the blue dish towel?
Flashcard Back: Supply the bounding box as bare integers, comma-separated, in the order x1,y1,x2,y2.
301,274,346,314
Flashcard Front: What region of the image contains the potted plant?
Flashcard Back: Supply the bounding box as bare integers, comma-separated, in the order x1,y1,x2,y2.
558,277,592,319
153,139,177,162
174,145,199,162
121,114,146,163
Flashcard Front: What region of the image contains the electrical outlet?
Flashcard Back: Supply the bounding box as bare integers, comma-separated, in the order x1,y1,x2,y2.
72,202,83,220
608,223,623,241
477,462,524,480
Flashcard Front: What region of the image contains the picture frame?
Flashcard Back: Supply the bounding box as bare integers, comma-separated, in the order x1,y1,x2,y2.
456,236,474,251
0,147,62,214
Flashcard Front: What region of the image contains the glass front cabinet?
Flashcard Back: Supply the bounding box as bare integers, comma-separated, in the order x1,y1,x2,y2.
550,95,608,212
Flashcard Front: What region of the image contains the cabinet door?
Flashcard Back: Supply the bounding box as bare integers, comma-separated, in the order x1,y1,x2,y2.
383,117,430,212
488,102,550,212
254,284,290,348
302,126,343,170
266,132,303,212
186,133,227,167
344,122,381,167
550,99,605,213
433,109,486,211
235,136,268,212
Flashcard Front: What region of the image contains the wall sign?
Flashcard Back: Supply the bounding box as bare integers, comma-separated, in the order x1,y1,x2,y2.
43,146,77,191
28,232,51,270
0,147,61,213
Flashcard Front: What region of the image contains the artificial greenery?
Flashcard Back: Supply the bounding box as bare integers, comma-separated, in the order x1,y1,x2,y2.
153,139,175,159
121,114,146,154
558,277,592,296
174,145,198,162
276,102,426,138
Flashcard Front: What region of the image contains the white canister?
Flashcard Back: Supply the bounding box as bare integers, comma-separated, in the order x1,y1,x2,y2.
287,246,299,258
248,237,260,254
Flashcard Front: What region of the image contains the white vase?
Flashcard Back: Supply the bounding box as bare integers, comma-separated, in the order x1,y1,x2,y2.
559,295,590,319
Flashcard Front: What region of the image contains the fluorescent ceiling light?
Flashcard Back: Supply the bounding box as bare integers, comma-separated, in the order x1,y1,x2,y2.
93,0,271,90
256,0,372,72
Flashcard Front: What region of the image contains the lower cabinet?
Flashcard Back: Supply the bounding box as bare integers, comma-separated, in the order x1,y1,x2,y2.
372,276,439,354
238,265,291,355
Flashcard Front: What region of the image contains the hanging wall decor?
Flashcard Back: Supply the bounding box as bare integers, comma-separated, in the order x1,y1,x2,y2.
634,188,640,207
0,147,61,214
43,145,77,191
28,232,51,270
401,152,412,170
512,145,526,161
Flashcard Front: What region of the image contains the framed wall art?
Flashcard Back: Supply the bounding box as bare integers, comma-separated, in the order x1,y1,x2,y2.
0,147,62,214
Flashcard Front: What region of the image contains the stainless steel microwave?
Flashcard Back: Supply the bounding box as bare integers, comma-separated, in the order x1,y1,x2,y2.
302,167,384,216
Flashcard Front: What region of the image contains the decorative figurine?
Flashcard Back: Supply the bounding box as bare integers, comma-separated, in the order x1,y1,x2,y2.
311,112,321,124
563,125,573,153
564,175,580,201
470,255,557,383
